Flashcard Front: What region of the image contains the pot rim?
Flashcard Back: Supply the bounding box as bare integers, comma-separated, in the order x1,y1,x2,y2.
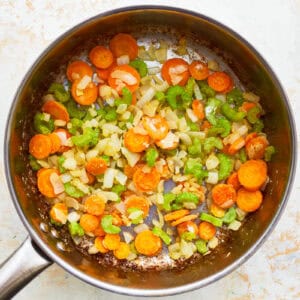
4,5,297,297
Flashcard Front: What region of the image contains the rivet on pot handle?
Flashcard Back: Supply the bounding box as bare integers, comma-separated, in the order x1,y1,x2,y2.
0,236,52,299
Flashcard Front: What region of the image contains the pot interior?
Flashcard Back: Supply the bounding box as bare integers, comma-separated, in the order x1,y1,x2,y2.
6,7,295,294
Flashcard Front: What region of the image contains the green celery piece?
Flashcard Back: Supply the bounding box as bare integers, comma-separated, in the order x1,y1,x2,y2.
203,137,223,153
205,98,222,125
264,146,275,162
247,106,261,124
155,91,165,102
239,148,247,163
34,112,54,134
111,185,126,196
226,88,244,106
64,182,85,198
200,212,223,227
253,119,264,132
101,215,121,234
187,120,200,131
166,85,192,109
176,192,199,204
57,156,66,173
163,193,177,211
171,203,183,210
129,59,148,77
217,153,234,181
184,158,208,182
48,82,70,103
145,148,159,167
104,108,117,121
181,232,197,241
29,155,41,171
68,222,84,236
222,207,237,224
71,127,99,147
195,239,208,254
66,100,87,119
188,138,202,156
115,87,132,106
69,118,83,135
198,81,216,98
221,103,246,122
152,226,172,245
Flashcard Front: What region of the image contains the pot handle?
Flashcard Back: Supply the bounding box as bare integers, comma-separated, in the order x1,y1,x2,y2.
0,236,53,299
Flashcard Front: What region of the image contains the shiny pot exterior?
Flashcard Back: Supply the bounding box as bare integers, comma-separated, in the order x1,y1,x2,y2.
3,6,297,297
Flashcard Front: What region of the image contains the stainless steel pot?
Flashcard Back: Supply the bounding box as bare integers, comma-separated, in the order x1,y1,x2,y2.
0,6,297,298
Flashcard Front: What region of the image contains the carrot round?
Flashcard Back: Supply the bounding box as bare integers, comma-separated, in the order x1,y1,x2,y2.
245,135,268,160
85,157,108,176
227,137,245,155
124,164,141,179
237,187,263,212
86,172,96,185
96,61,117,82
94,236,109,253
84,195,106,216
71,80,98,105
108,64,140,94
237,160,267,191
111,211,123,226
109,33,138,60
50,203,68,223
29,134,52,159
192,99,205,120
80,214,99,232
103,233,120,250
177,221,198,237
37,168,59,198
142,115,169,140
132,165,160,192
89,46,114,69
207,71,232,92
189,61,209,80
66,60,93,82
164,209,190,222
226,172,240,190
161,58,189,86
125,195,149,217
210,203,225,218
134,230,162,256
245,132,258,145
198,221,216,241
212,183,236,209
42,100,70,122
93,224,106,237
48,132,62,154
124,128,150,153
113,242,130,260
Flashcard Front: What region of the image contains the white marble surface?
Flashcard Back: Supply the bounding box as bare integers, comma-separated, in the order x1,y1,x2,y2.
0,0,299,299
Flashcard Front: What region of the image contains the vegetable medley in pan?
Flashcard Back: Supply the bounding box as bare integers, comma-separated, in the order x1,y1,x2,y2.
28,33,275,261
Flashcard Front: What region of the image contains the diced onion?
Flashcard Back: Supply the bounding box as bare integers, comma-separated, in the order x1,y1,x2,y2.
88,245,99,255
207,236,219,249
186,108,198,122
115,202,126,215
77,75,92,90
206,171,219,184
228,220,242,231
67,211,81,223
134,223,149,233
117,54,130,65
115,170,127,185
121,147,140,167
123,231,134,244
136,86,156,108
49,172,65,195
206,154,220,170
103,168,116,189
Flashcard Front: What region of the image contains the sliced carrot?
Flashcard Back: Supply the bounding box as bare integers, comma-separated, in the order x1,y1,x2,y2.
96,61,117,82
132,165,160,192
245,135,269,160
84,195,106,216
86,172,96,185
171,214,198,227
29,134,52,159
161,58,190,86
80,214,99,232
177,221,199,237
134,230,162,256
237,160,267,191
124,128,150,153
71,80,98,105
53,128,71,153
210,203,226,218
160,164,172,179
201,120,211,131
189,61,209,80
109,33,138,60
124,164,141,179
245,132,258,145
49,203,68,223
85,157,107,176
89,46,114,69
212,183,236,209
113,242,130,259
198,221,216,241
93,224,106,237
125,195,149,217
108,64,140,94
131,93,137,106
192,99,205,120
142,115,169,140
111,211,123,226
48,132,61,154
207,72,232,92
42,100,70,122
94,236,109,253
102,234,120,250
66,60,93,82
226,172,240,190
220,76,234,94
241,102,256,113
164,209,190,222
37,168,59,198
227,137,245,155
237,187,263,212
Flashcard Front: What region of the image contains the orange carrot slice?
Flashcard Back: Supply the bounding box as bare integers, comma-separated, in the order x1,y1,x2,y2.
84,195,106,216
124,128,150,153
142,115,169,140
80,214,99,232
164,209,190,222
102,234,120,250
71,80,98,105
94,237,109,253
66,60,93,82
132,165,160,192
171,214,198,227
89,46,114,69
113,242,130,259
207,71,232,92
29,134,52,159
198,221,216,241
134,230,162,256
226,172,241,190
161,58,189,86
85,157,108,176
177,221,199,237
192,99,205,120
125,195,149,217
237,187,263,212
42,100,70,122
37,168,59,198
245,135,269,160
189,61,209,80
212,183,236,209
109,33,138,60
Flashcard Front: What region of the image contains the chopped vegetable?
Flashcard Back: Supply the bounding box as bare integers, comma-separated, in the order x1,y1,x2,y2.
89,45,114,69
48,83,70,103
68,222,84,236
198,221,216,240
135,230,162,256
195,239,208,254
264,145,275,162
109,33,138,60
33,112,55,134
129,59,148,77
222,207,237,224
200,212,223,227
29,134,52,159
145,148,159,167
226,88,244,106
212,183,236,209
152,226,172,245
221,103,246,122
101,215,121,234
217,153,234,181
64,182,85,198
71,127,99,147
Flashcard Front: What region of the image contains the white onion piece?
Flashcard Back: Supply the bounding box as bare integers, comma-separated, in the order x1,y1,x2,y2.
117,55,130,65
103,168,116,189
123,232,134,244
115,202,126,215
134,223,149,234
49,172,64,195
186,108,198,122
77,75,92,90
111,70,137,85
67,211,80,223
